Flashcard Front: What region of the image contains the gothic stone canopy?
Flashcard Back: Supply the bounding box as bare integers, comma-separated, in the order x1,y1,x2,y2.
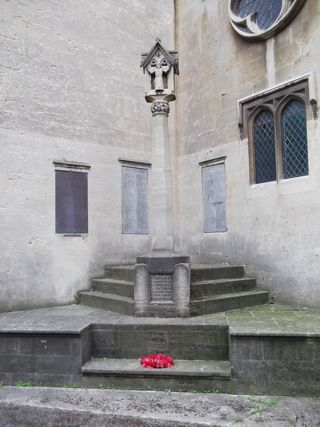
141,38,179,103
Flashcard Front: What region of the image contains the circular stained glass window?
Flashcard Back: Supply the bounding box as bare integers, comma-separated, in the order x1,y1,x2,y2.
237,0,282,30
229,0,306,41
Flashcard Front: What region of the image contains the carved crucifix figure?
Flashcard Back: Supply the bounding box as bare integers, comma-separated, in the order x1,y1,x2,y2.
147,49,171,92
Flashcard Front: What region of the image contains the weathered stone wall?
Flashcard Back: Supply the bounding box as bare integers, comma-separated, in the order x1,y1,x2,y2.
175,0,320,307
0,0,174,311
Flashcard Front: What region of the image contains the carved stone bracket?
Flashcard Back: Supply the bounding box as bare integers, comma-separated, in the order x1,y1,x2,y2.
151,101,170,116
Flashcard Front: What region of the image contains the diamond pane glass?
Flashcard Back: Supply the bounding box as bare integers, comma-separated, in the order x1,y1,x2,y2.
254,110,276,183
236,0,282,30
281,100,308,179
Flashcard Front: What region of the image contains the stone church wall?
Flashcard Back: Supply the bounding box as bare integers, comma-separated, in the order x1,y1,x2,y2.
0,0,174,311
176,0,320,307
2,0,320,312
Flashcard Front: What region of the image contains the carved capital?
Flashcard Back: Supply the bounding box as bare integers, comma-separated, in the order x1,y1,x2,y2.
151,101,170,116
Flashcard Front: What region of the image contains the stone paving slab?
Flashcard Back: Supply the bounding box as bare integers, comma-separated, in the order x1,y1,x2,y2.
0,386,319,426
1,303,320,336
0,304,227,334
227,304,320,336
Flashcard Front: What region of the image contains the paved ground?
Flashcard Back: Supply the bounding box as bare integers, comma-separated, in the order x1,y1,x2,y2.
0,303,227,333
227,304,320,336
0,386,319,426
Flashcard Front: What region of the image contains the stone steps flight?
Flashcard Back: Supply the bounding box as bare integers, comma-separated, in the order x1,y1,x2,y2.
78,263,269,316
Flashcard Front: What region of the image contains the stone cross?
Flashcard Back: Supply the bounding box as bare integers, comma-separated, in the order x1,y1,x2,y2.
141,39,179,251
146,49,171,92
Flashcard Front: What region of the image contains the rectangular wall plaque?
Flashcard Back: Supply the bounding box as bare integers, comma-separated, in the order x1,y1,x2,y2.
151,274,173,302
202,163,227,233
55,170,88,234
122,166,148,234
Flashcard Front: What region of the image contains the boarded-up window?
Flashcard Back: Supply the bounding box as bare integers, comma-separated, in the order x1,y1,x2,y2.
55,170,88,234
202,163,226,233
122,166,148,234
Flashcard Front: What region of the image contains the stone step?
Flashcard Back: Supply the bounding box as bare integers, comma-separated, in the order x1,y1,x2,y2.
78,291,134,315
191,265,245,282
82,358,231,392
190,290,269,316
104,265,135,282
191,277,256,299
103,264,245,284
92,278,134,298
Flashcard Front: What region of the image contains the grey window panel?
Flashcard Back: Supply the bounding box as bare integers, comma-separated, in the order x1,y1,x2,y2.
122,166,148,234
55,170,88,234
202,163,227,233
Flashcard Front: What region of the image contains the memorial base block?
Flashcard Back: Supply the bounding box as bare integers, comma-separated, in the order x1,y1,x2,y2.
134,255,190,317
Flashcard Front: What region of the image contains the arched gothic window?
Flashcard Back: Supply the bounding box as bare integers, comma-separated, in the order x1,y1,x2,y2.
241,79,311,184
253,110,276,183
281,99,308,179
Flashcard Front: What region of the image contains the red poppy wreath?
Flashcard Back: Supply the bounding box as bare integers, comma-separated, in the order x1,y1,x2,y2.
140,354,174,369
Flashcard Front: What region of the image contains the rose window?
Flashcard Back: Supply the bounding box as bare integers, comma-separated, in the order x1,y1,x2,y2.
228,0,306,40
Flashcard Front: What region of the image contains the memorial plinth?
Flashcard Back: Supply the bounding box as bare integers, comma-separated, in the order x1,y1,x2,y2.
135,39,190,317
135,255,190,317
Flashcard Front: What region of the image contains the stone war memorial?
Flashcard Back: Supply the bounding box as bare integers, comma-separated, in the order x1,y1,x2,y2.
0,0,320,404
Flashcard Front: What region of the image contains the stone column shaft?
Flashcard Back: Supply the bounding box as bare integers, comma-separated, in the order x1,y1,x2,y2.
151,105,174,252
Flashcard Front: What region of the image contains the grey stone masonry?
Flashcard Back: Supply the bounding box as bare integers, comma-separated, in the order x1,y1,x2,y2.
0,304,319,395
135,255,190,317
79,263,269,317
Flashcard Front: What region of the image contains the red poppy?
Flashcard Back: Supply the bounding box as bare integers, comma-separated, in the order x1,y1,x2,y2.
140,354,174,369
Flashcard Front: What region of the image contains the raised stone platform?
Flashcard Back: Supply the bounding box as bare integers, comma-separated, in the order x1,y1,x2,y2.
0,304,319,395
135,255,190,317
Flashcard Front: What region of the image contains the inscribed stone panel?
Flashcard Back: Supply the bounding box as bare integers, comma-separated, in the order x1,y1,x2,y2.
122,166,148,234
151,274,173,302
202,163,226,233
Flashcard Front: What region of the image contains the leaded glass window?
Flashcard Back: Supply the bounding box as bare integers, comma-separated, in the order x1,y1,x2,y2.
281,100,308,179
254,110,276,183
236,0,282,30
242,79,310,184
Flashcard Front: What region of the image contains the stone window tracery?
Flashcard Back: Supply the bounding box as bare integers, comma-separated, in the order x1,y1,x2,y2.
229,0,306,41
